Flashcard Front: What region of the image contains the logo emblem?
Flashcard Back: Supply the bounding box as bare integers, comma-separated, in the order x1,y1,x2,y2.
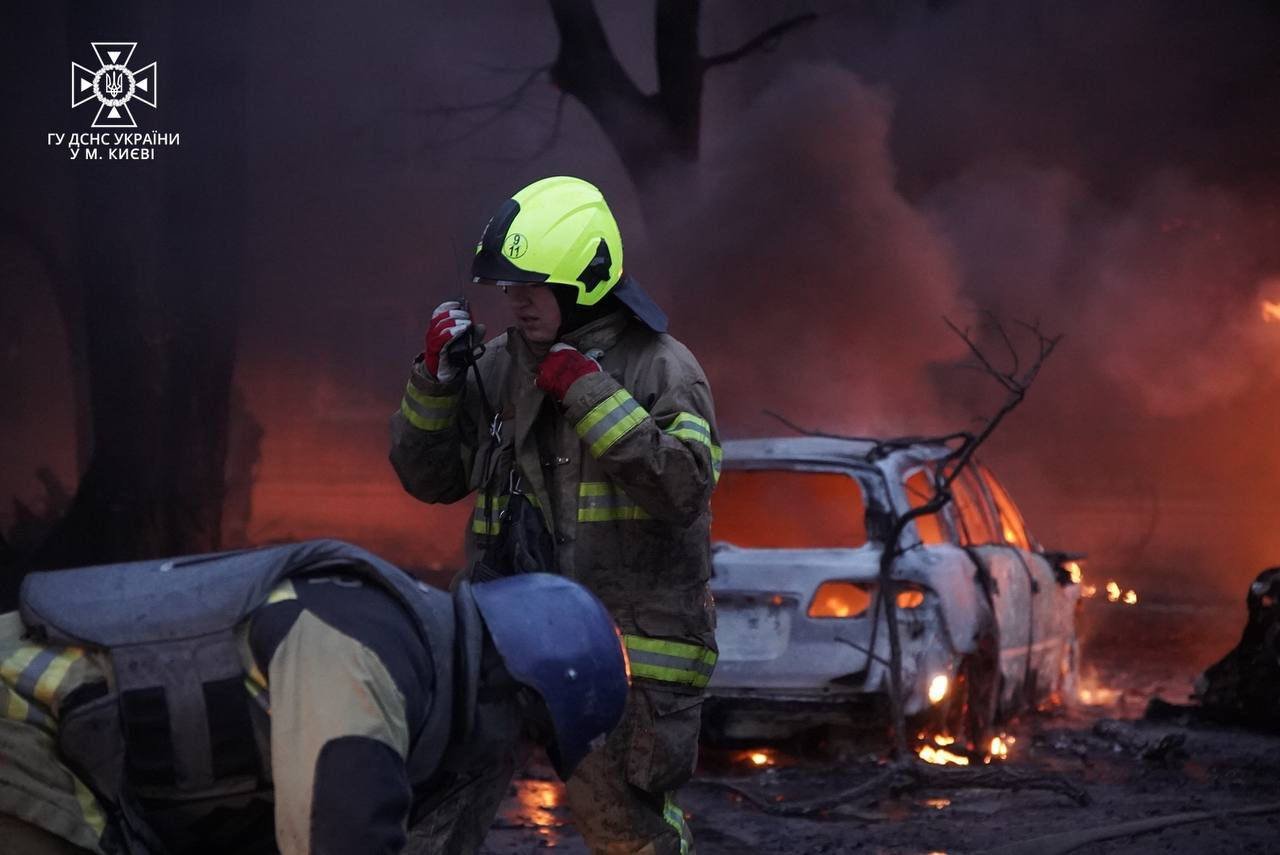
71,42,157,129
504,233,528,259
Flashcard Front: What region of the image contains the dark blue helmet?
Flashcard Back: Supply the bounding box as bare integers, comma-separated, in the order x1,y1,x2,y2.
467,573,629,778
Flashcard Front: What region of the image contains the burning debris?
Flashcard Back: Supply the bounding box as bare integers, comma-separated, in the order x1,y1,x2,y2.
915,732,1017,767
1073,561,1139,606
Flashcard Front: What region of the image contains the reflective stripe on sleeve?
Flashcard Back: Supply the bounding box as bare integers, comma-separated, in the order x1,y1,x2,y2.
2,683,53,730
622,635,717,688
577,482,650,522
71,773,108,838
2,646,84,708
400,382,459,431
575,390,648,457
663,794,692,855
663,412,722,484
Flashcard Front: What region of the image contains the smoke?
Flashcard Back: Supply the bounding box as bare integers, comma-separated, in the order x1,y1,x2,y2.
658,65,969,436
651,2,1280,596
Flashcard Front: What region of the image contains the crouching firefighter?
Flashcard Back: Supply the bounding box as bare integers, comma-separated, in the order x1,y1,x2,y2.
0,538,628,854
390,176,721,854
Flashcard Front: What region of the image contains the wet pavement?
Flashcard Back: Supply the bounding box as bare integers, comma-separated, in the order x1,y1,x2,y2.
483,596,1280,853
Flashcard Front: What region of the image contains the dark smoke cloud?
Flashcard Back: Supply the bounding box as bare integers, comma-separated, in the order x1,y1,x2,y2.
659,1,1280,594
659,64,968,435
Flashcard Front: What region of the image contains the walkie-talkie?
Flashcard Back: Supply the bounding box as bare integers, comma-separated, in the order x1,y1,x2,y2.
445,296,485,370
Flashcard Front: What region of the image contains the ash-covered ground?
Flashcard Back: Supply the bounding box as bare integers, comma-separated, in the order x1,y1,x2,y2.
482,596,1280,854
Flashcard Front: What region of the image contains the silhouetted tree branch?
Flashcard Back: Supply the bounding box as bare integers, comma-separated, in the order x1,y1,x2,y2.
703,12,818,68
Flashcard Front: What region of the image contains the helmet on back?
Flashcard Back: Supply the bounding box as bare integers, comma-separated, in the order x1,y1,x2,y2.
460,573,629,779
471,176,668,332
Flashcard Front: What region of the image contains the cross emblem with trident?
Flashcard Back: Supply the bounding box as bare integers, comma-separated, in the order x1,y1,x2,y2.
71,42,158,129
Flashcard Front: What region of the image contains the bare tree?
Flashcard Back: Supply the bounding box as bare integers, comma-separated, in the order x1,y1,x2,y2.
424,2,816,218
0,2,253,588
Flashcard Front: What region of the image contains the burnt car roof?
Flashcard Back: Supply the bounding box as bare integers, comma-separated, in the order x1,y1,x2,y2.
722,436,951,468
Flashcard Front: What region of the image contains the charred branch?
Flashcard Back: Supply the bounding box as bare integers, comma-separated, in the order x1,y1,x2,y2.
698,761,1090,818
414,1,816,211
983,801,1280,855
702,12,818,69
875,316,1061,757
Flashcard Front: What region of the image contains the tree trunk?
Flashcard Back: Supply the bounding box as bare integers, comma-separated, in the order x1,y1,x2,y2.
549,0,702,218
30,2,250,571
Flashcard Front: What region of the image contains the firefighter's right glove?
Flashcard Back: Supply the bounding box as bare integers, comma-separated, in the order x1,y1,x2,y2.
424,300,473,385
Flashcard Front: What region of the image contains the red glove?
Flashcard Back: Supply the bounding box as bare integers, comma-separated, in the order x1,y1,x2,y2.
424,300,473,383
536,343,601,402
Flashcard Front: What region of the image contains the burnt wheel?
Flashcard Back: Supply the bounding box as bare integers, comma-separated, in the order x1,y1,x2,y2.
944,642,999,754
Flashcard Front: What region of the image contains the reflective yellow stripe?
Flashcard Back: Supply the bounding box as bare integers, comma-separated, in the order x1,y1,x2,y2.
266,579,298,604
404,382,458,411
624,635,716,661
663,412,721,484
663,794,691,855
0,645,41,684
577,481,650,522
578,506,650,522
401,382,458,431
622,635,717,687
33,649,83,706
577,390,649,457
2,674,54,731
71,773,107,837
472,493,508,536
400,398,452,431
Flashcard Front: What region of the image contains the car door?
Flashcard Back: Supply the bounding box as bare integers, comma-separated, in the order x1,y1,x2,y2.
950,467,1035,712
979,466,1069,696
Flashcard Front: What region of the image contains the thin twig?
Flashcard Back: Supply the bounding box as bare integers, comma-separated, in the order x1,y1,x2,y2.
761,409,879,444
703,13,819,68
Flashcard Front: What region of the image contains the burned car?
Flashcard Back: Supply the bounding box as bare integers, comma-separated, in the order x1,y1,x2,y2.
703,437,1081,744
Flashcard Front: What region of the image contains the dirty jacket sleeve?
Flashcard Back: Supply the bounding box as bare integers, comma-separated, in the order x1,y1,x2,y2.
560,337,719,527
248,577,433,855
389,356,475,505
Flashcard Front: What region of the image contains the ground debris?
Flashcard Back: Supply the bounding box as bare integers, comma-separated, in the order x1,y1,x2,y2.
694,758,1090,818
978,800,1280,855
1092,718,1189,767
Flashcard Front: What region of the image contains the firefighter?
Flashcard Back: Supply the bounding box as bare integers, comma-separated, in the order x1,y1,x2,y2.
390,175,720,853
0,538,628,854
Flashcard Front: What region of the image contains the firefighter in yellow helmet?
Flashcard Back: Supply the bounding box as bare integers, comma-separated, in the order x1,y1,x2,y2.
390,176,720,853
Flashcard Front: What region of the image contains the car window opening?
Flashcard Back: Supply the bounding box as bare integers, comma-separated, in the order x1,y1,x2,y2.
980,465,1032,550
903,470,947,546
711,469,868,549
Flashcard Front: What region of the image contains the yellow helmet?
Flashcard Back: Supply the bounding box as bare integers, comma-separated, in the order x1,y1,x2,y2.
472,176,667,331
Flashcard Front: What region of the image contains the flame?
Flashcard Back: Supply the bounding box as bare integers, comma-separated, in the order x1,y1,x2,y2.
1082,584,1098,598
1102,580,1139,605
988,734,1013,760
514,780,563,830
1066,560,1083,584
928,674,950,704
1263,300,1280,323
737,748,776,767
918,744,970,766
